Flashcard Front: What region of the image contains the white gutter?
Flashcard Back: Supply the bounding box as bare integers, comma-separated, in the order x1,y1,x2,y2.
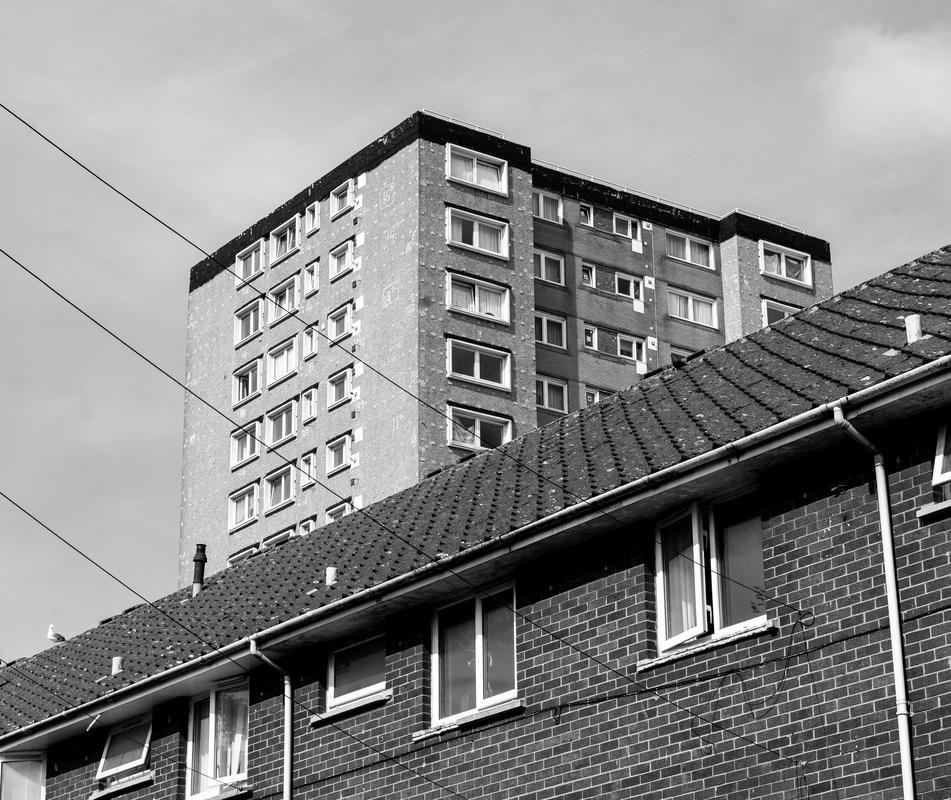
833,407,916,800
249,639,292,800
4,352,951,750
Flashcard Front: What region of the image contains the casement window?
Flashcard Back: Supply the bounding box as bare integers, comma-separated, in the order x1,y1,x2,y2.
264,466,294,512
762,298,800,326
655,503,766,651
300,451,318,488
535,375,567,413
234,240,264,285
298,517,317,536
432,588,516,723
584,386,612,406
234,299,262,345
227,545,258,565
447,274,510,322
327,367,353,408
581,263,595,287
301,386,318,422
534,312,566,348
229,484,258,530
326,501,352,523
187,682,249,798
579,203,593,226
230,421,260,468
303,260,319,296
932,422,951,487
328,304,352,342
666,232,713,269
269,217,300,265
330,179,355,217
304,201,320,235
446,144,507,194
668,288,717,328
267,337,298,385
96,716,151,781
302,326,318,359
233,359,261,406
0,755,45,799
329,241,354,279
759,241,812,286
327,637,387,709
326,434,351,476
447,339,511,389
532,248,564,285
615,272,643,301
669,346,693,366
617,334,645,362
532,190,563,223
266,400,296,446
446,208,509,258
613,213,639,240
269,275,299,324
448,406,511,450
262,528,294,549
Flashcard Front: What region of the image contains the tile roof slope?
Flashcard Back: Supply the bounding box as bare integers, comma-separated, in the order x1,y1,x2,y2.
2,246,950,737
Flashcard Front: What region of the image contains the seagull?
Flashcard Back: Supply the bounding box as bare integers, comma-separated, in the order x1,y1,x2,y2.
47,625,66,644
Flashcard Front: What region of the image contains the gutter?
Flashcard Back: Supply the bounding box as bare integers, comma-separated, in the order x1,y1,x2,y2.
4,352,951,750
249,640,292,800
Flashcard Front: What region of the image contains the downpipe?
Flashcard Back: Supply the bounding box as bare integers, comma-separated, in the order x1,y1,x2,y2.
249,639,292,800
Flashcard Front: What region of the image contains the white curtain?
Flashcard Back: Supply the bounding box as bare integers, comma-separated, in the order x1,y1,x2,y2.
477,223,501,253
667,235,686,260
663,518,697,638
451,153,473,182
477,162,501,189
215,688,249,779
693,242,710,267
451,282,475,311
479,289,502,318
694,299,714,327
669,292,689,319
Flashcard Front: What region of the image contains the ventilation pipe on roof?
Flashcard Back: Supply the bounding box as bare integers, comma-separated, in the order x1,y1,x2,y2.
192,544,207,597
904,314,923,345
325,566,338,587
111,656,123,676
832,407,916,800
249,639,292,800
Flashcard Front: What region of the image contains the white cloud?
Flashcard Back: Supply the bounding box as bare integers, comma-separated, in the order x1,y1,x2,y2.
821,25,951,152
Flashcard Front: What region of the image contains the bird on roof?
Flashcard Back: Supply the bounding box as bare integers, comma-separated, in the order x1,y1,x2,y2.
47,625,65,644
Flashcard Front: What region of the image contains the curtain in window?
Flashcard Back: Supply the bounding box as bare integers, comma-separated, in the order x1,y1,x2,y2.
451,282,475,312
693,242,711,267
719,516,764,627
763,250,781,274
662,516,697,639
452,415,477,445
439,601,476,717
0,761,44,800
452,216,474,246
482,591,515,699
477,223,501,253
544,258,560,282
190,698,211,794
785,256,804,281
479,289,502,318
542,196,559,220
547,383,565,411
694,300,714,327
669,292,689,320
476,162,501,189
215,687,248,780
546,320,564,347
451,153,473,183
666,234,687,260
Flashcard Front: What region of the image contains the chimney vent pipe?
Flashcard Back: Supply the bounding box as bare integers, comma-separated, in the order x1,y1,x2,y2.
192,544,207,597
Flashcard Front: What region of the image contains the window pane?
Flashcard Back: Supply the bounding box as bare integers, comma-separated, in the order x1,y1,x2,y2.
535,380,545,406
547,383,565,411
763,250,781,274
544,257,560,283
334,639,385,699
476,160,502,190
693,241,711,267
619,338,634,358
215,687,248,780
478,287,503,318
479,352,503,384
546,320,563,347
480,420,504,449
482,591,515,699
1,761,44,800
765,304,786,325
102,720,150,774
669,292,689,319
450,152,473,182
662,516,697,639
534,317,544,342
190,697,211,794
478,222,501,253
542,195,559,221
719,516,764,628
438,600,476,717
452,414,477,445
453,216,474,246
451,343,475,377
694,299,714,327
785,255,804,281
666,234,686,260
533,252,542,278
451,281,475,312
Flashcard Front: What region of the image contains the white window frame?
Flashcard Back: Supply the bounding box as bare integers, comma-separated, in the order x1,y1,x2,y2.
325,501,352,523
446,339,511,390
234,239,264,286
668,288,718,329
614,272,643,301
446,208,509,259
532,248,565,286
301,385,318,422
327,367,353,409
446,144,508,195
264,465,295,513
262,528,294,549
536,375,568,413
327,636,387,709
185,681,249,799
613,213,640,240
933,422,951,487
326,434,352,476
228,483,258,531
758,240,813,287
233,359,261,407
266,336,298,386
583,325,598,350
299,516,317,536
300,451,318,488
447,406,512,451
584,386,603,405
269,216,300,266
665,231,714,269
328,303,353,342
330,179,355,218
96,716,152,780
617,334,645,363
329,240,354,280
266,400,297,447
303,259,319,296
762,298,800,326
579,203,594,227
580,262,595,287
446,273,511,323
230,420,261,468
268,274,299,324
304,201,320,235
669,346,693,366
302,326,318,359
534,311,567,349
532,189,563,223
0,754,45,800
431,587,517,725
234,299,263,346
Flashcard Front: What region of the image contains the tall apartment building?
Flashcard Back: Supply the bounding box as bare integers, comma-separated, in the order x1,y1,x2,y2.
180,111,833,583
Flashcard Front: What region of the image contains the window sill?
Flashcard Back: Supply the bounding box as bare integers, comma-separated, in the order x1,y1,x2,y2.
536,405,567,414
636,617,777,672
667,316,719,332
448,441,493,454
532,215,564,226
269,247,300,269
231,454,259,471
304,287,319,298
188,783,252,800
233,391,261,410
234,331,262,350
330,267,353,283
89,770,153,799
447,308,511,327
305,225,320,237
235,271,263,289
269,311,299,328
760,271,814,290
330,205,354,222
327,397,352,412
412,697,524,742
447,375,511,393
535,341,568,352
326,464,351,478
303,351,317,361
533,276,566,288
267,370,298,390
310,689,393,727
328,332,352,346
447,241,509,261
267,434,296,451
264,498,295,516
917,497,951,523
447,176,508,198
665,254,716,272
228,517,258,535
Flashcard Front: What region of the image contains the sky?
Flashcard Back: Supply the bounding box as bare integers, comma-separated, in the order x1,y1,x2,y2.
1,0,950,661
